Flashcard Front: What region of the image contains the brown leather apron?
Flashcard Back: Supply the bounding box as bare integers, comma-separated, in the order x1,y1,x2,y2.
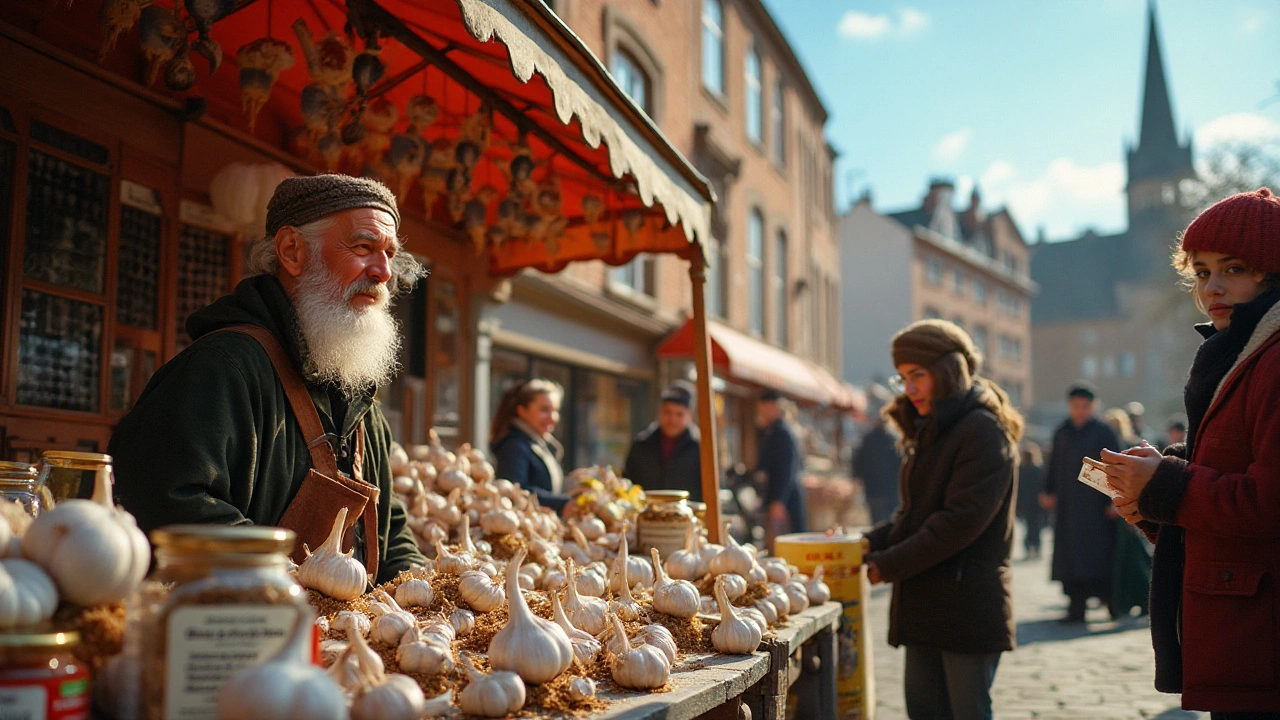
213,324,380,581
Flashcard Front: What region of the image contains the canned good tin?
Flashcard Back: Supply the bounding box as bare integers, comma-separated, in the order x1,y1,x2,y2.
0,629,91,720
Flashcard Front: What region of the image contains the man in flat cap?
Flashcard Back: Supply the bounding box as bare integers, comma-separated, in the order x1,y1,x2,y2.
623,382,703,500
110,174,427,583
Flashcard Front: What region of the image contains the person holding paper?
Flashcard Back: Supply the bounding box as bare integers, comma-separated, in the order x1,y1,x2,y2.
1105,188,1280,717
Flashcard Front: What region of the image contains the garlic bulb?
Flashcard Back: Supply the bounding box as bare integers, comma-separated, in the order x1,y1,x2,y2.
664,524,707,581
394,577,434,608
472,461,496,484
568,676,597,702
650,548,699,618
216,612,346,720
608,542,643,622
761,557,791,584
709,524,754,577
450,607,475,636
433,540,471,575
517,573,535,591
751,600,777,628
606,613,671,690
539,561,567,591
574,566,607,598
329,629,383,694
459,569,505,612
417,614,456,647
459,652,525,717
784,580,810,613
807,564,832,605
562,558,608,635
435,488,463,527
699,595,717,615
579,516,606,540
352,674,426,720
0,558,58,629
637,623,678,664
295,507,368,601
747,562,768,585
437,466,473,494
720,573,747,601
397,625,455,675
332,610,371,637
712,575,763,654
551,587,602,666
765,583,792,618
393,475,418,497
481,507,520,536
519,562,544,585
21,466,149,606
369,589,415,646
488,548,574,684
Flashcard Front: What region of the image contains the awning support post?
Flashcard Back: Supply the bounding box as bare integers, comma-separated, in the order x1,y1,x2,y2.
689,251,722,544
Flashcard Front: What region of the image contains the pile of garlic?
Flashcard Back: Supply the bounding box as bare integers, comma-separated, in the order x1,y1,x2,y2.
0,466,149,632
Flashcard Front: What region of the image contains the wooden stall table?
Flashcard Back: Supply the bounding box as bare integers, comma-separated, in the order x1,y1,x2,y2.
594,602,842,720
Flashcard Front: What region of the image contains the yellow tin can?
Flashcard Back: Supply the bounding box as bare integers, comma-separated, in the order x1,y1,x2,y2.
774,531,875,720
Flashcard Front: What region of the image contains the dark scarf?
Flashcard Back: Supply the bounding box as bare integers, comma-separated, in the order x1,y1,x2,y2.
1149,286,1280,694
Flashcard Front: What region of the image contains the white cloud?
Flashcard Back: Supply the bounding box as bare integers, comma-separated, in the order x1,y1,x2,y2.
932,129,972,163
954,175,974,201
1195,112,1280,149
978,158,1126,238
1241,11,1267,35
837,8,929,41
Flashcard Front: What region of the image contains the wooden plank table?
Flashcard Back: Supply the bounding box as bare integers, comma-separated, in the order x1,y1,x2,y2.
595,602,843,720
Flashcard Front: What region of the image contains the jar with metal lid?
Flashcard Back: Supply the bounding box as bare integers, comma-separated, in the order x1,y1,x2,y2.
34,452,112,504
0,629,91,720
637,490,695,561
0,461,50,519
139,525,309,720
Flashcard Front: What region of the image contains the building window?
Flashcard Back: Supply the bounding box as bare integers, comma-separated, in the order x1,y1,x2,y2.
611,254,654,296
1119,352,1136,377
1102,355,1117,377
610,49,650,114
925,257,943,285
1007,382,1024,407
1082,355,1099,378
707,237,725,317
701,0,724,95
972,279,986,305
972,325,989,357
747,209,764,335
773,230,788,347
922,306,941,320
997,335,1023,362
745,44,762,144
771,76,785,165
952,269,966,296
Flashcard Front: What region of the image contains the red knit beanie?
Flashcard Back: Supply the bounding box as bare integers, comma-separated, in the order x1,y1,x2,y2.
1180,187,1280,273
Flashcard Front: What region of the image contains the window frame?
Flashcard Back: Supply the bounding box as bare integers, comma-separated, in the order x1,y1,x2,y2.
770,74,786,167
747,209,765,336
700,0,725,97
772,228,788,347
609,48,651,116
744,42,763,145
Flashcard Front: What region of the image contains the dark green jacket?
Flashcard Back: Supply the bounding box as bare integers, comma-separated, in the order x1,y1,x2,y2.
108,275,424,583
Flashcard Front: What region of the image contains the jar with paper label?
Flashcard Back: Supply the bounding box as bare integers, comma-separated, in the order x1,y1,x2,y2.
0,630,91,720
139,525,308,720
637,490,694,561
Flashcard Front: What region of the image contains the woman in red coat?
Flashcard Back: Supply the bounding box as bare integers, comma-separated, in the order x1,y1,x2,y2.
1106,188,1280,718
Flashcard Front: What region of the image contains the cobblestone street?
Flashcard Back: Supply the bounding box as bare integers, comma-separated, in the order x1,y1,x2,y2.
864,530,1204,719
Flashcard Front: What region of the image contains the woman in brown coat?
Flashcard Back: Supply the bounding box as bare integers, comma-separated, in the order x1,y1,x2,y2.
1108,188,1280,718
864,319,1023,720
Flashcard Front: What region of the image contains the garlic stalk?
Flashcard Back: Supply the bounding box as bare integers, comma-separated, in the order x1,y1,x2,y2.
807,564,832,605
394,577,434,608
608,542,643,622
562,523,594,566
294,507,368,601
712,575,762,654
720,573,747,600
215,612,346,720
458,652,525,717
606,613,671,690
636,623,678,664
488,548,574,684
608,522,653,592
650,548,700,618
369,589,415,646
709,524,755,577
551,586,602,666
664,524,707,581
330,628,384,694
568,676,597,702
332,610,371,637
432,540,471,575
459,569,505,613
396,624,455,675
457,514,479,555
562,558,608,635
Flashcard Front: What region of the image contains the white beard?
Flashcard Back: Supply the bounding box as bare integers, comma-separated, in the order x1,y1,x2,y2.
292,256,401,397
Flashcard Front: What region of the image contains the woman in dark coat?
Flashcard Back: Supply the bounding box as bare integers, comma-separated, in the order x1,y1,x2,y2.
864,319,1022,720
490,378,570,513
1108,188,1280,718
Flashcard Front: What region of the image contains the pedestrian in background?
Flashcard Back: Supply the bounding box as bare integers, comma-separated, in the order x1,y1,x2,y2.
1164,416,1188,447
1016,442,1047,560
491,378,570,513
624,382,702,501
1108,188,1280,717
853,385,902,525
755,389,806,547
1041,382,1121,622
1103,406,1153,618
864,320,1022,720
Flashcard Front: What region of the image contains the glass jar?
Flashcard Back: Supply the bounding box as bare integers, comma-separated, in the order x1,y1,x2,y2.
0,461,49,519
139,525,309,720
34,452,112,504
0,629,91,720
637,490,695,561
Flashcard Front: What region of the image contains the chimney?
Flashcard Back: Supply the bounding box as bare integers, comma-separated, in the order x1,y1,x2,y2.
966,186,986,224
923,177,955,214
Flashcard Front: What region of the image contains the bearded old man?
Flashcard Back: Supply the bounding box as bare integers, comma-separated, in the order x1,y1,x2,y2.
109,174,427,583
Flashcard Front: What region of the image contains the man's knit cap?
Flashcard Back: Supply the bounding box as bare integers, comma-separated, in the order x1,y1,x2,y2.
265,174,400,237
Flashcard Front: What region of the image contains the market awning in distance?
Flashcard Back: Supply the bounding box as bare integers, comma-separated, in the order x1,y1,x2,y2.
657,319,861,410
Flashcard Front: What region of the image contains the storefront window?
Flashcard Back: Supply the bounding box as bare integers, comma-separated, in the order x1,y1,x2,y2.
17,290,102,412
572,370,650,471
23,145,110,294
175,225,233,350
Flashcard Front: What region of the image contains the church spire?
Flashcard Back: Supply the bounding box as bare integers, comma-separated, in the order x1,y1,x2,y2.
1137,0,1178,153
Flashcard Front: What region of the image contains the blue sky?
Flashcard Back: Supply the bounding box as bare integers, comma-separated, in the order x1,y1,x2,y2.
758,0,1280,240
